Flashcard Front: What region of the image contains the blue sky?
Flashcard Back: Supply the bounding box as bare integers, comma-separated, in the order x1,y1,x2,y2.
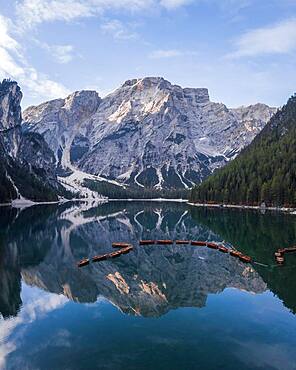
0,0,296,108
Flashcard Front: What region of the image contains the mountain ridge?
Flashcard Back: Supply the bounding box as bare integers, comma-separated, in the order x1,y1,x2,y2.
23,77,277,194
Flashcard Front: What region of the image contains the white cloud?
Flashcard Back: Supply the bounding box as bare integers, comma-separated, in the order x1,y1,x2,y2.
49,45,74,64
16,0,153,29
42,43,75,64
0,15,26,77
0,291,67,369
0,15,20,52
101,19,138,40
229,18,296,58
149,49,184,59
149,49,198,59
160,0,193,9
15,0,194,30
0,47,24,77
16,0,94,29
24,69,71,99
0,14,70,101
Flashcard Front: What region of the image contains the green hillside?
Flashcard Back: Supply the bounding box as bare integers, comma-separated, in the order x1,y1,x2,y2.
190,94,296,207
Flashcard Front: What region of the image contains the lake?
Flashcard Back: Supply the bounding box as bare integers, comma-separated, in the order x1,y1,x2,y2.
1,201,296,370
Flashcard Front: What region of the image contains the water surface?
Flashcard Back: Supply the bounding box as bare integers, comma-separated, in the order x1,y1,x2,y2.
1,202,296,370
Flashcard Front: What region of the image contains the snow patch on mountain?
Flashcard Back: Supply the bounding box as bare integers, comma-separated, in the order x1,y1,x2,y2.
23,77,277,190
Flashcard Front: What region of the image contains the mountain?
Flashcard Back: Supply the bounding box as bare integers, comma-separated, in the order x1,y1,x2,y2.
23,77,276,193
0,79,66,203
190,94,296,207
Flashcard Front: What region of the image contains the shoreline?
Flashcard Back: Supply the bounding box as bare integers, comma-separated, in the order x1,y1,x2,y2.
0,197,188,209
0,197,107,209
187,202,296,214
108,198,188,203
1,197,295,214
0,199,62,208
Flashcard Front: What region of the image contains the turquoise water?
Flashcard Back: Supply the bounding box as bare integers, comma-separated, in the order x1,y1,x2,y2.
1,202,296,370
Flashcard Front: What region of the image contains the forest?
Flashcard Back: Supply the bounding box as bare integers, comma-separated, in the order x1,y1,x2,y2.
190,94,296,207
84,179,189,200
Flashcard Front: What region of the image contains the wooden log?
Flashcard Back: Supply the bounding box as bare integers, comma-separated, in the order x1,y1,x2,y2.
218,246,228,253
112,242,131,248
191,241,207,246
121,246,133,254
109,251,123,258
92,254,108,263
207,242,219,249
239,255,252,263
77,258,90,267
156,240,173,245
283,246,296,253
175,240,190,245
139,240,155,245
229,250,242,258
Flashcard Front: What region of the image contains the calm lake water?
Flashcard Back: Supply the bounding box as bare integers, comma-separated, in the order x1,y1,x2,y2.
1,201,296,370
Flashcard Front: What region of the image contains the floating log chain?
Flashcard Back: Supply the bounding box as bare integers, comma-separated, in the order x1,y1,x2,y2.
77,244,133,268
79,241,296,269
138,240,252,264
274,246,296,266
78,240,254,268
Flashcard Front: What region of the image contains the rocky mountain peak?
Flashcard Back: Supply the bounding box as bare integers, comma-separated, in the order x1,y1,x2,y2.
24,90,101,127
122,76,167,89
120,76,209,104
23,77,277,192
0,80,65,203
101,77,210,127
63,90,101,117
0,79,22,131
230,103,277,135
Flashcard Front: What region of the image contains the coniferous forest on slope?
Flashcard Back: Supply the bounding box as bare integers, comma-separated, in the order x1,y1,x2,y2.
190,94,296,207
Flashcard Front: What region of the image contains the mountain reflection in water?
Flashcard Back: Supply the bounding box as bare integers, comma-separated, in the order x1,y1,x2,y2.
1,201,296,319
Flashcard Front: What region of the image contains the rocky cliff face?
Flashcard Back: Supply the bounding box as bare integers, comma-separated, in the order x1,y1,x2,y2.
0,80,22,158
228,103,276,157
23,90,101,175
23,77,277,191
0,79,65,203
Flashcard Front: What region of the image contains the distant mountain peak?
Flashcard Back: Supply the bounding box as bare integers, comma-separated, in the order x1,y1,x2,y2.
0,79,22,132
120,76,209,103
0,79,65,203
23,77,277,192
